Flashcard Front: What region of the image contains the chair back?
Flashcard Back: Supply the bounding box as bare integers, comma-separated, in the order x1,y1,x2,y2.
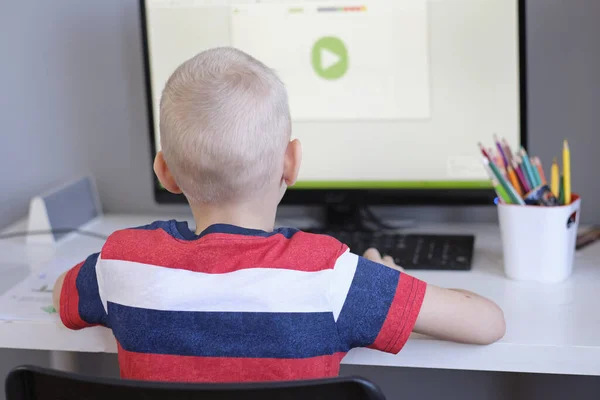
5,365,386,400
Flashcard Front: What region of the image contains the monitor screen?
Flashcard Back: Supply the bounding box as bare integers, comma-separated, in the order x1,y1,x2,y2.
141,0,524,201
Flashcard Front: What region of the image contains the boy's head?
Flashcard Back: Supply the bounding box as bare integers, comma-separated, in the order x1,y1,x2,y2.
154,47,301,205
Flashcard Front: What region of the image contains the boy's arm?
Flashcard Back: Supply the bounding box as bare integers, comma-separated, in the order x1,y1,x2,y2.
413,285,505,344
364,249,506,345
53,253,108,329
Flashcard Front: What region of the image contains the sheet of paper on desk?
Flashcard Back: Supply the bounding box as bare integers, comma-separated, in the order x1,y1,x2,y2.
0,258,78,321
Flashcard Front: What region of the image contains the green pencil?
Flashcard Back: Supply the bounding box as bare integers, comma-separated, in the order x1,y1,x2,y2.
484,158,524,205
483,160,511,203
495,183,511,204
559,175,565,205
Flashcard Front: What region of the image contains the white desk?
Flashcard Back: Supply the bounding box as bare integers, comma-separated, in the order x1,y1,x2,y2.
2,214,600,376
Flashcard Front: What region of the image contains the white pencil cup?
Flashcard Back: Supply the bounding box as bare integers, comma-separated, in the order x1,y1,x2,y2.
497,195,581,283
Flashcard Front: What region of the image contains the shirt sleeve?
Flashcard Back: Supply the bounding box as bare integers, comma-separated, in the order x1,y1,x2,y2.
330,250,427,354
59,252,108,329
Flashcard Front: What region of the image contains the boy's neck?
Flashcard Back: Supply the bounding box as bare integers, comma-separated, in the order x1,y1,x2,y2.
189,202,277,234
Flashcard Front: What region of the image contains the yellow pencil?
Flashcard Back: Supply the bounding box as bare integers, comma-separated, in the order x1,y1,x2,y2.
550,158,559,197
563,140,571,204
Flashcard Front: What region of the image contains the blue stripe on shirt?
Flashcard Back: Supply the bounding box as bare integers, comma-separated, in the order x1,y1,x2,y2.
76,253,108,327
108,303,343,358
335,257,399,349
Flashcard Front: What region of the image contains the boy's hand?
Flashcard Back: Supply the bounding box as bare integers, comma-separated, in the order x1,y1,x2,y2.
363,248,404,272
53,271,67,311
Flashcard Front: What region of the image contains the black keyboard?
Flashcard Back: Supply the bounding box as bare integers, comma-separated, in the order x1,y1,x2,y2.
307,229,475,270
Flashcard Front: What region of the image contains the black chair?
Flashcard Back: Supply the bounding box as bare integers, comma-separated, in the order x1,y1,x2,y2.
5,365,386,400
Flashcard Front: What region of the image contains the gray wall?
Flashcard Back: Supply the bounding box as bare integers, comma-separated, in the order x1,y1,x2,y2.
1,1,600,399
526,0,600,223
0,2,97,229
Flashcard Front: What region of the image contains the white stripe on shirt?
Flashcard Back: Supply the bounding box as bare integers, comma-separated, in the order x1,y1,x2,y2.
329,250,359,321
95,258,334,314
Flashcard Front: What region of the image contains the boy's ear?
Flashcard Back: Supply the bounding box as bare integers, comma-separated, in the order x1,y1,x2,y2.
282,139,302,186
154,151,183,194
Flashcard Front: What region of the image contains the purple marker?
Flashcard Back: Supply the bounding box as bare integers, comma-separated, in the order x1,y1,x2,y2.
494,134,509,169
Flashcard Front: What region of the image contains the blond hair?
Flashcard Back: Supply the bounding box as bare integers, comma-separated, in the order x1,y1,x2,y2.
159,47,291,204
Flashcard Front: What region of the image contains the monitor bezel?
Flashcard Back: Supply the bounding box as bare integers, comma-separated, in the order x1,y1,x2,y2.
140,0,528,206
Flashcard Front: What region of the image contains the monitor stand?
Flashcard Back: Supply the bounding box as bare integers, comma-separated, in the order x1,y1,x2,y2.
323,204,372,231
322,203,411,232
324,203,416,232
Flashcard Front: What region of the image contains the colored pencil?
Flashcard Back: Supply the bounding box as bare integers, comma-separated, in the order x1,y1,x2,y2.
512,159,530,193
490,148,506,177
532,157,547,185
563,140,571,204
495,185,510,204
494,134,509,169
479,142,502,177
483,161,511,203
497,156,507,176
559,175,565,205
514,157,532,191
502,139,514,165
478,143,492,160
483,158,524,205
520,147,539,188
523,147,541,187
550,158,560,197
507,165,524,196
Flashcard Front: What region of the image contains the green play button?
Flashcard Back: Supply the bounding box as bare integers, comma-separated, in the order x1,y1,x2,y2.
311,36,349,80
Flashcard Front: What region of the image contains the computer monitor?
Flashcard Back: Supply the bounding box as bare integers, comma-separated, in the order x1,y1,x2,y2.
140,0,527,209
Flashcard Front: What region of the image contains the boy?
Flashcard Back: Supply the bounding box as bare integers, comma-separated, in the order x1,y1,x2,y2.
53,47,505,383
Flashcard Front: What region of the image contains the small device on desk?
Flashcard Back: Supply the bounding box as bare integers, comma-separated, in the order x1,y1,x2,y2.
141,0,524,271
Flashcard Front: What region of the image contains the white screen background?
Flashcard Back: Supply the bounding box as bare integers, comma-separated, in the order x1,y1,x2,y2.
145,0,521,183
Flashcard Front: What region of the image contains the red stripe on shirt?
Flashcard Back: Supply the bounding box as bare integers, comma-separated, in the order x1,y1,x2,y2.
117,343,346,382
59,262,88,330
369,274,427,354
102,229,348,274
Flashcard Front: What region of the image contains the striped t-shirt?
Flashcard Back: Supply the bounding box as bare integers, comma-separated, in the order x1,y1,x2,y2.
59,220,426,382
